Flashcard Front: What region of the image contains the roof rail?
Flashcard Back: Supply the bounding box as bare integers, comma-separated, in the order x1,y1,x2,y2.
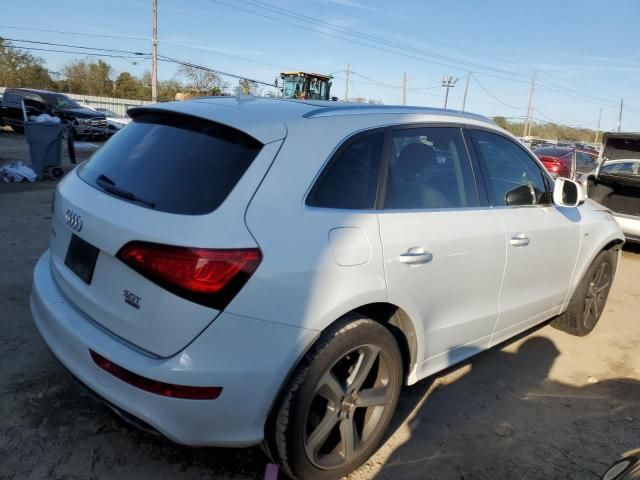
302,104,495,124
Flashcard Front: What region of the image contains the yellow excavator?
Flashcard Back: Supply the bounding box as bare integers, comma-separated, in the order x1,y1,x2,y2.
279,72,335,100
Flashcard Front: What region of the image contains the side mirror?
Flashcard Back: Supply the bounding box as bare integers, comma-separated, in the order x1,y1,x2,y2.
553,177,585,207
505,184,535,206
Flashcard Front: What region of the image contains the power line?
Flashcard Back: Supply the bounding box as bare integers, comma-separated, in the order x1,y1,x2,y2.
471,74,521,109
158,55,276,87
0,25,147,41
2,22,631,112
4,37,147,56
351,71,439,91
5,45,149,61
208,0,532,81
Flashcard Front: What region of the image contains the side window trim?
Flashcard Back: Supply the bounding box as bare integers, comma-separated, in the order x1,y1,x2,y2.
374,127,392,209
461,127,490,207
466,126,554,208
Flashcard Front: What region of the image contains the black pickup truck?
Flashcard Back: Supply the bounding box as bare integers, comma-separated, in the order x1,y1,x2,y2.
0,88,108,139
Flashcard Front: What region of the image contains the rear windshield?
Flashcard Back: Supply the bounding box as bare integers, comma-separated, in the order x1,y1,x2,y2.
534,147,571,157
77,111,262,215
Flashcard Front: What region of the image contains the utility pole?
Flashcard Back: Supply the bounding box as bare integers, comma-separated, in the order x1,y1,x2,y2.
594,106,602,144
617,98,624,132
151,0,158,103
442,75,458,109
402,72,407,105
461,72,471,112
344,63,350,102
524,71,537,138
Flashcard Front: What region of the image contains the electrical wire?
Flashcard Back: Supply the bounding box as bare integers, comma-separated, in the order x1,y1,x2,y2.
471,74,522,110
158,55,276,87
4,37,147,56
6,45,149,61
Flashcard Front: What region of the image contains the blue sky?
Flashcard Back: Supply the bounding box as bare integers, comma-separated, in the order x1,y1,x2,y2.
3,0,640,131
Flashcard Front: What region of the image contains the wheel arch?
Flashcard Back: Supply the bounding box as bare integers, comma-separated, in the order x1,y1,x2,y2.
262,302,420,458
568,235,624,301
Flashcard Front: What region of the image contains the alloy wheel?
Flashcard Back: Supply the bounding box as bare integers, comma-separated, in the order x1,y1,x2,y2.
583,260,611,330
303,344,395,469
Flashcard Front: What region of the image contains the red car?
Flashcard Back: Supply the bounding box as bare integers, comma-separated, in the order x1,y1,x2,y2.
534,146,599,178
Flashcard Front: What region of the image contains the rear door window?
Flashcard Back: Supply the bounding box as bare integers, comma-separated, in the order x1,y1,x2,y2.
78,111,262,215
306,131,384,210
385,127,478,209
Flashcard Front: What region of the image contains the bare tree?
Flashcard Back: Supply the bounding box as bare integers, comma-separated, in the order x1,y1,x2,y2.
177,64,227,95
238,78,260,96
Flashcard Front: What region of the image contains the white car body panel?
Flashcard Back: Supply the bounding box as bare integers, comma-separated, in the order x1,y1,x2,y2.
30,98,625,447
378,208,506,382
489,205,581,345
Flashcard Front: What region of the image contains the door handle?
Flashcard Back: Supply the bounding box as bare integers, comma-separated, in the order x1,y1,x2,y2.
509,233,530,247
399,247,433,265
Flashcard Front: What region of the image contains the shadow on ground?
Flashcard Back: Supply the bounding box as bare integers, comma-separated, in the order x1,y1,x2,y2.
371,332,640,480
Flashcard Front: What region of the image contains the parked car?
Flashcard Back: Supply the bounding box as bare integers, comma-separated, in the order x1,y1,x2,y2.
85,105,131,134
0,88,107,138
583,132,640,243
31,99,624,480
534,146,599,178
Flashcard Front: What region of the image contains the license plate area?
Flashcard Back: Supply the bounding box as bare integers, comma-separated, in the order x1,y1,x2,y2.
64,234,99,284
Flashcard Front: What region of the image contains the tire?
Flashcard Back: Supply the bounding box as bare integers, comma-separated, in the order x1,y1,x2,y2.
269,315,403,480
552,248,618,336
11,125,24,134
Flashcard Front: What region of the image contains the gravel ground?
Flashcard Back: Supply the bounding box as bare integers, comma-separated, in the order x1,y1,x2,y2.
1,134,639,479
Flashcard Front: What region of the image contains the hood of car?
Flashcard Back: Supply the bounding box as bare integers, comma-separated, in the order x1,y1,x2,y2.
58,107,106,119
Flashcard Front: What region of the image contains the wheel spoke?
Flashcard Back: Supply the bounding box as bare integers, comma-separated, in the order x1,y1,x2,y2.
356,386,389,407
347,346,380,392
316,371,345,404
593,264,604,286
594,283,609,294
584,297,593,318
590,296,599,319
339,418,358,461
306,410,339,453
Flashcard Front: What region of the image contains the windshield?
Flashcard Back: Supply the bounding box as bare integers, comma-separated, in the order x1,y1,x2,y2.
44,94,82,109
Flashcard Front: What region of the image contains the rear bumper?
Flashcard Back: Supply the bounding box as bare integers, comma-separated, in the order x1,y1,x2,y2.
613,213,640,243
31,250,316,446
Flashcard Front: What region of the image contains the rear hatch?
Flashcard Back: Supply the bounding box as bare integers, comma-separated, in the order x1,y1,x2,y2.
587,133,640,217
49,109,283,357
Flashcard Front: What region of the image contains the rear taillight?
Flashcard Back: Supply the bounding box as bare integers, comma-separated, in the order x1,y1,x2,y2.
117,241,261,310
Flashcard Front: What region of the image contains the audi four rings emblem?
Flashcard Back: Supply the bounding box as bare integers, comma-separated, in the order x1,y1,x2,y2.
65,209,83,232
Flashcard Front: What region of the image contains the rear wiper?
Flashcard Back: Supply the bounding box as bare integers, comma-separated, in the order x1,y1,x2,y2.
96,174,156,208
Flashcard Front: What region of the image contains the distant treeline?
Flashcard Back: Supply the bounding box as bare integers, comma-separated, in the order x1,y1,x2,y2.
493,116,598,143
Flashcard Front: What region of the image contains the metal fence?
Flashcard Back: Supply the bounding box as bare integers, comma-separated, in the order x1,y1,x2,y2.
0,87,153,117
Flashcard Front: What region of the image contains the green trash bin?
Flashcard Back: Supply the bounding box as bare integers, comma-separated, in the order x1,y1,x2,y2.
24,121,67,179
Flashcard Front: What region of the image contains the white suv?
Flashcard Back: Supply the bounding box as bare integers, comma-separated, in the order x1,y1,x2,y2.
31,98,624,479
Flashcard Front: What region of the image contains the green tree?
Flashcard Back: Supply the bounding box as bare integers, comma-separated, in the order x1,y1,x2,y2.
61,59,114,96
0,38,56,89
114,71,145,99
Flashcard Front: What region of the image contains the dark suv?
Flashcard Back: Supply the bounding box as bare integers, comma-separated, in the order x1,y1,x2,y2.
0,88,108,138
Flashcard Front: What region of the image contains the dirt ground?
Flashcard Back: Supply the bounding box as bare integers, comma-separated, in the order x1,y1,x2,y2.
1,132,640,479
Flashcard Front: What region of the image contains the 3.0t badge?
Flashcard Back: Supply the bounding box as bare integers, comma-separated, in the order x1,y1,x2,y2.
123,289,141,309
